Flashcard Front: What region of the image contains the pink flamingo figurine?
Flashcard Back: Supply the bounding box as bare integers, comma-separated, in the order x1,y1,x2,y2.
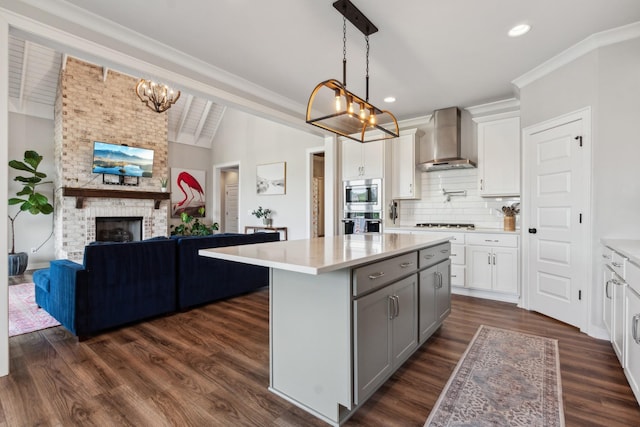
175,171,204,208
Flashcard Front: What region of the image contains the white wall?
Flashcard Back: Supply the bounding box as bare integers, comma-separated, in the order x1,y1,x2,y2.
211,108,324,240
519,36,640,335
7,113,55,269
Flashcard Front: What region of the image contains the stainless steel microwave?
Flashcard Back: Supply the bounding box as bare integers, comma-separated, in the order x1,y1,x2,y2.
343,178,382,212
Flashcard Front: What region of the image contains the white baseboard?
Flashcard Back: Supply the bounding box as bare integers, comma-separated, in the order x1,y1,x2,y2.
451,286,520,304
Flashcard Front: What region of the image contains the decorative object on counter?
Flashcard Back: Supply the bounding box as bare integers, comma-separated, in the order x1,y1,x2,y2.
256,162,286,195
502,203,520,232
8,150,54,276
251,206,273,227
135,78,180,113
160,176,168,192
306,0,398,143
425,325,564,427
170,207,219,236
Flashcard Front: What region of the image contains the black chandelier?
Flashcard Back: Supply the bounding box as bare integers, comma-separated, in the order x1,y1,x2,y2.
306,0,398,143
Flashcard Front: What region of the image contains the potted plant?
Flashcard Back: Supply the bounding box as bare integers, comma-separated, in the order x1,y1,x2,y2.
160,176,168,192
501,203,520,232
251,206,273,227
8,150,53,276
170,207,219,236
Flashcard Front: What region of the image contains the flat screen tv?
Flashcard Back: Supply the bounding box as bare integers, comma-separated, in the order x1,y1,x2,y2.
92,141,154,178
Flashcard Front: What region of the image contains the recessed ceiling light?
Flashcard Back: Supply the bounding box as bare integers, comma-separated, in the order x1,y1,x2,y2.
508,24,531,37
384,96,396,103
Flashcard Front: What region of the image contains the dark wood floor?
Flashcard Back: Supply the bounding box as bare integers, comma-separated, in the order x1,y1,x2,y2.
1,289,638,426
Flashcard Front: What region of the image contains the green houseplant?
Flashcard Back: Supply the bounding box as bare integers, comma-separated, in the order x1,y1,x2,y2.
251,206,273,227
170,207,219,236
8,150,53,276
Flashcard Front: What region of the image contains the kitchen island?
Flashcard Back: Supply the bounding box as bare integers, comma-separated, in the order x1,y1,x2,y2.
200,233,452,426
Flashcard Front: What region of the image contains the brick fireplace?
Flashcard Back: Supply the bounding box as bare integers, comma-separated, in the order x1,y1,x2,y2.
54,58,169,261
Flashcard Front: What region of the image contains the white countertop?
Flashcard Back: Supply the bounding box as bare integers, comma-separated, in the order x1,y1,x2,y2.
385,225,520,235
199,233,451,275
602,239,640,266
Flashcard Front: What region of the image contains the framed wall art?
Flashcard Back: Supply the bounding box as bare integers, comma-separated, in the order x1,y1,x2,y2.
256,162,286,195
171,167,206,217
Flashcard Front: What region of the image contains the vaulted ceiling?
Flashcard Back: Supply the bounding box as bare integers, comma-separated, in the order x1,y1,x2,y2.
7,35,225,148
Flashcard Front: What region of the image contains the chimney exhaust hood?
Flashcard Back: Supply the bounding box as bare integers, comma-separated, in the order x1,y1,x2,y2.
417,107,476,172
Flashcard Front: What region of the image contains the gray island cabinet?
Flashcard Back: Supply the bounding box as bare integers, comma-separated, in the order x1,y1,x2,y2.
199,233,452,426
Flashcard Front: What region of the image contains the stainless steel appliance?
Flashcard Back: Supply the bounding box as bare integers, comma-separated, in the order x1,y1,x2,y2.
343,178,382,213
415,223,475,230
343,211,382,234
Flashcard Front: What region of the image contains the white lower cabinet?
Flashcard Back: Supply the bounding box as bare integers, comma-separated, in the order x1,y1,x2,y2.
419,259,451,343
625,284,640,402
354,274,418,404
612,273,627,365
466,234,519,294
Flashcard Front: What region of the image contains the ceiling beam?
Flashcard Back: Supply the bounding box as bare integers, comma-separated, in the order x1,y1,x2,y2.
194,100,212,144
174,94,193,141
208,105,226,146
17,40,29,110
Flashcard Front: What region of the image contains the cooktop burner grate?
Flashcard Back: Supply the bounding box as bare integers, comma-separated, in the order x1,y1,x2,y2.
415,223,475,230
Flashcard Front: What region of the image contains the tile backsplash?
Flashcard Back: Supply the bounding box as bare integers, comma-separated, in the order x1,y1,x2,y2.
396,168,520,229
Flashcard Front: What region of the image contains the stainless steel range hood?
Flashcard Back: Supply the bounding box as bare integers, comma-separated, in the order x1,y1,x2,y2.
418,107,476,172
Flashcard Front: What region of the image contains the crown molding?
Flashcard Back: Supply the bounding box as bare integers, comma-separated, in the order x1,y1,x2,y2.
513,21,640,89
465,98,520,117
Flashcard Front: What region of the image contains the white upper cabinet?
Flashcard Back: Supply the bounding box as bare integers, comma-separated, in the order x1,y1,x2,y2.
342,139,384,180
475,113,521,197
391,129,422,199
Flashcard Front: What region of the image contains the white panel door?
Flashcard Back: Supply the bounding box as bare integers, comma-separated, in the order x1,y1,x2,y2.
526,118,586,328
224,184,238,233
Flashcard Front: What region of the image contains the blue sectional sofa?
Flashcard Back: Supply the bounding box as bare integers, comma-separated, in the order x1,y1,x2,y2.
33,232,279,339
174,233,280,310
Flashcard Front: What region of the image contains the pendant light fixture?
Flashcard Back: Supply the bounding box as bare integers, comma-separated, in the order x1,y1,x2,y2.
306,0,399,143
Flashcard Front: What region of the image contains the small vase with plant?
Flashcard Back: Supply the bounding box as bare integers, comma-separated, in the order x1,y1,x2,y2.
160,177,168,192
170,207,219,236
8,150,53,276
251,206,273,227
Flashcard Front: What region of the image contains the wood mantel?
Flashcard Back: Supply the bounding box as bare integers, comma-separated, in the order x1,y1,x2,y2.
62,187,171,209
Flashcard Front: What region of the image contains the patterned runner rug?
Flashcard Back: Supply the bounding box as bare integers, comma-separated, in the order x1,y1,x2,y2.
9,283,60,337
425,325,564,426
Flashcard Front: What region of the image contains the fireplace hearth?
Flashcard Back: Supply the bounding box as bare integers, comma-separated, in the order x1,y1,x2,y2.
96,216,143,242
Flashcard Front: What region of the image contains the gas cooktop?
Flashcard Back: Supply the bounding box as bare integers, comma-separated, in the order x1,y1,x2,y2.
415,223,475,230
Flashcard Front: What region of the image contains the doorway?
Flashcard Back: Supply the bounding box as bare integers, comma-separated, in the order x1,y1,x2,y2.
310,151,325,238
522,108,591,330
214,164,240,233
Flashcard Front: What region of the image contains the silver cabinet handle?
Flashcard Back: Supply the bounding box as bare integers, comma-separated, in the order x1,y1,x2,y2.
399,262,414,268
633,314,640,345
394,295,400,318
451,274,457,278
424,254,435,259
480,178,483,190
492,254,496,265
487,254,491,265
450,253,457,256
435,271,443,289
602,254,611,259
605,280,612,299
612,262,623,268
440,249,449,254
368,272,385,280
388,296,395,320
484,239,499,243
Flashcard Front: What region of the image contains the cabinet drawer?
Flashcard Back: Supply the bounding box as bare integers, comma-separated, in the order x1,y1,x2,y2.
451,265,465,287
353,252,418,297
467,233,518,248
610,250,627,279
627,261,640,295
448,233,466,244
419,243,451,269
450,244,465,265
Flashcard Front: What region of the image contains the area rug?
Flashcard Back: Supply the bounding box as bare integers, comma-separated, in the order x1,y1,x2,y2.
425,325,564,427
9,283,60,337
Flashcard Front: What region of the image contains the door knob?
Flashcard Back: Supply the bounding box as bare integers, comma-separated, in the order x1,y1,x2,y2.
528,228,537,234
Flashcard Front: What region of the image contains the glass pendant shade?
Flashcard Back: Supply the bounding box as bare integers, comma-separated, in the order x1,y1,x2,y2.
306,79,398,143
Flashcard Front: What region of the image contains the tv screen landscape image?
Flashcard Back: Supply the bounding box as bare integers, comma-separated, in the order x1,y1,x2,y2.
92,141,154,177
